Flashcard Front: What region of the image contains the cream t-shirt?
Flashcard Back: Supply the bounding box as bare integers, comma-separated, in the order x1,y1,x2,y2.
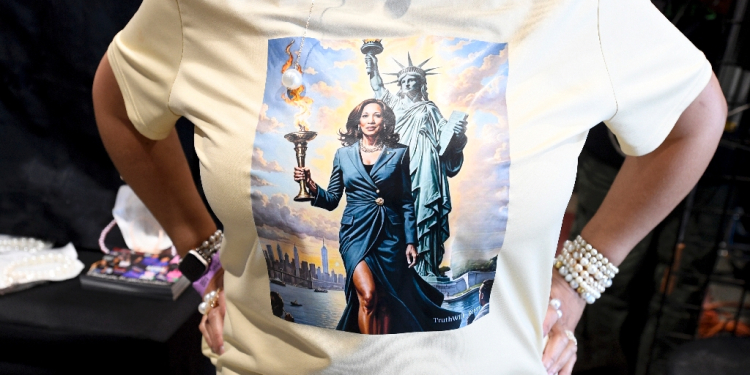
107,0,711,373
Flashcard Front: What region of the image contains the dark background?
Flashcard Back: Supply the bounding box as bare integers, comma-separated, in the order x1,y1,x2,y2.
0,0,212,250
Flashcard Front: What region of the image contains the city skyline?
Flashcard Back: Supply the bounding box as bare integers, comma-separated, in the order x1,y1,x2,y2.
262,239,345,277
262,240,345,290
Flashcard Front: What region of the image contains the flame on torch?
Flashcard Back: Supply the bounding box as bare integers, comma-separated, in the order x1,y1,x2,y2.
282,40,314,132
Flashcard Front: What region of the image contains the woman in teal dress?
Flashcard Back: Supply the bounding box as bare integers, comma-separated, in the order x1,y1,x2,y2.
294,98,461,334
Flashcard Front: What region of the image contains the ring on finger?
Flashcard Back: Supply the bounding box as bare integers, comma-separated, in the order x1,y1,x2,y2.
549,298,561,311
550,298,563,319
564,330,578,346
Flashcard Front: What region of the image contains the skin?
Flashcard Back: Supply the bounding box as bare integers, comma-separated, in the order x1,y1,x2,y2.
92,54,222,353
94,48,726,365
540,74,726,375
293,101,418,334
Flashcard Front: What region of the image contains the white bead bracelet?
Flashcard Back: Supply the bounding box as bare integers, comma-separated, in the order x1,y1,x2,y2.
554,235,619,304
198,288,221,315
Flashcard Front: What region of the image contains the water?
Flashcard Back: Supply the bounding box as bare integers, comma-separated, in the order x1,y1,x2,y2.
270,283,482,330
442,290,483,327
270,283,347,329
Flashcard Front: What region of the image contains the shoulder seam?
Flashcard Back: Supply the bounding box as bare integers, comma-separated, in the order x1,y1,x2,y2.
597,0,619,122
166,0,184,118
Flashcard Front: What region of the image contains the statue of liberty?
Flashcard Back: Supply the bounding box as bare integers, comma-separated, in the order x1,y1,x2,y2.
364,46,468,279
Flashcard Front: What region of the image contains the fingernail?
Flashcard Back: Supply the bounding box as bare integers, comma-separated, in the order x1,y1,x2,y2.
220,345,225,354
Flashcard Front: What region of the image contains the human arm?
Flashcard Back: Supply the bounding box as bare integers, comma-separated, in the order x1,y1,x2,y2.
541,73,727,374
93,54,224,352
198,267,226,355
399,149,418,267
366,54,386,99
93,54,217,257
295,151,344,211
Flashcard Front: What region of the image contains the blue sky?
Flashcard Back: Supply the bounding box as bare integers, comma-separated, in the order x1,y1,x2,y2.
252,36,509,276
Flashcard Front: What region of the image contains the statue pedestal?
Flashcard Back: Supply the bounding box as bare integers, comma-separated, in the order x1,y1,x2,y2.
421,275,451,283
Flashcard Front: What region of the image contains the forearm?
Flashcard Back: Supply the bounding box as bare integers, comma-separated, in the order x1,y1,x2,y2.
368,61,385,97
93,54,216,255
580,74,726,266
371,76,385,98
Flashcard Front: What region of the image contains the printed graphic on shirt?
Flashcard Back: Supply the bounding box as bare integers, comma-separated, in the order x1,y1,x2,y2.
251,36,509,333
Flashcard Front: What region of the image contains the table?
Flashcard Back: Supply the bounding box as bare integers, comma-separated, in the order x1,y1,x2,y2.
0,250,214,374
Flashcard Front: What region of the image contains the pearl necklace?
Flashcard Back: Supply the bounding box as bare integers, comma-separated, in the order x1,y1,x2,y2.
0,237,48,253
360,142,384,153
3,253,80,286
281,0,315,90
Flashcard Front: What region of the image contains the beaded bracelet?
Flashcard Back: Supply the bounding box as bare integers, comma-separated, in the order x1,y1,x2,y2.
198,287,222,315
554,235,619,304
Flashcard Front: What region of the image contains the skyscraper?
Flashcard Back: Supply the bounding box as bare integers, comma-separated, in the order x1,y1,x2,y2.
266,244,275,263
276,243,283,265
321,238,329,275
301,260,308,277
293,244,300,277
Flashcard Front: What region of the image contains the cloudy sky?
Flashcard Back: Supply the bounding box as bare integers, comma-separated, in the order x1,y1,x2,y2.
251,36,509,277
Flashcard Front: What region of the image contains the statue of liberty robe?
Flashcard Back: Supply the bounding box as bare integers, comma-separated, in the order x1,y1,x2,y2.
378,90,467,277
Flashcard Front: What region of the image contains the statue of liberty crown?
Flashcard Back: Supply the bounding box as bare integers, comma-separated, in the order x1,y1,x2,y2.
384,53,438,85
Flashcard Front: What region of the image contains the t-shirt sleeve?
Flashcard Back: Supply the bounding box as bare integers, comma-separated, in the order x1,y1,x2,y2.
599,0,713,156
107,0,183,140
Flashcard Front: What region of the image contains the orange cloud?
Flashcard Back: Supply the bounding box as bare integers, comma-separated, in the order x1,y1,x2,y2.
257,103,285,134
252,147,284,172
310,81,345,100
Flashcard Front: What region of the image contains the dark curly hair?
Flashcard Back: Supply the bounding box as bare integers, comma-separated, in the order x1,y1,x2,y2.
338,99,399,147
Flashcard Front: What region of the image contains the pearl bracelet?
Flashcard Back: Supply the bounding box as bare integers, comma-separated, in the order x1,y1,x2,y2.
198,288,221,315
554,235,619,304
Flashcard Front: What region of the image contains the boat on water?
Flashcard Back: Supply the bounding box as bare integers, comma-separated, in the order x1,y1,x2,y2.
290,300,302,307
314,288,328,293
270,278,286,286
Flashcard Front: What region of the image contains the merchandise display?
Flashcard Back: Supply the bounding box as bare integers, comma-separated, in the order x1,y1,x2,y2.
0,236,50,253
80,186,190,300
0,241,84,294
79,246,190,300
111,185,174,254
4,253,80,285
